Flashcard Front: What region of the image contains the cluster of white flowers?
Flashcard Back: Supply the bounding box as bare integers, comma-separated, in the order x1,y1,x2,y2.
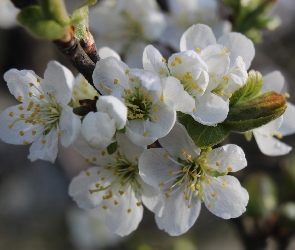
0,22,294,237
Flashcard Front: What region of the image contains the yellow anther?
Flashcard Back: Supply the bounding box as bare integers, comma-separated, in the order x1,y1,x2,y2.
102,205,108,210
84,158,89,163
97,171,101,175
277,133,283,139
185,195,189,200
100,83,105,88
138,184,142,189
143,132,148,137
162,58,166,63
284,92,290,98
211,192,217,198
270,132,275,136
196,48,201,53
195,184,200,189
9,112,14,117
159,69,165,75
153,115,158,120
154,106,159,112
92,157,97,162
227,167,233,172
127,208,132,213
199,88,204,93
114,200,118,205
17,96,22,102
160,95,164,102
119,190,124,195
170,62,176,66
31,130,36,135
49,94,55,99
106,89,112,94
135,157,139,162
136,202,142,206
19,131,24,136
164,153,169,158
36,78,40,82
113,78,119,84
188,204,192,208
29,83,34,87
39,95,44,99
125,69,129,74
181,149,186,155
28,92,33,97
165,193,170,198
208,203,212,208
128,166,134,171
85,171,90,176
57,131,62,137
159,182,165,187
206,179,211,184
18,106,24,111
221,52,226,57
227,52,231,56
41,139,46,144
169,170,174,175
101,151,106,156
200,175,206,180
130,78,135,82
186,154,191,159
216,162,220,166
101,177,105,181
222,182,227,187
175,57,182,64
23,140,29,145
227,93,233,98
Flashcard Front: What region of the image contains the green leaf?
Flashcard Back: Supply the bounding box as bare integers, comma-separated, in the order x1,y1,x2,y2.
107,141,118,155
230,70,263,106
177,112,192,128
17,6,67,40
71,0,97,40
187,118,230,148
224,91,287,132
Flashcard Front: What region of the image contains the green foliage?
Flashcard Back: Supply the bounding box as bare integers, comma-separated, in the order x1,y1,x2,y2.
230,70,263,106
17,6,68,40
107,141,118,155
179,115,230,149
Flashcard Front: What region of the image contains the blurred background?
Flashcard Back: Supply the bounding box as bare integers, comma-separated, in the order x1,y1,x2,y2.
0,0,295,249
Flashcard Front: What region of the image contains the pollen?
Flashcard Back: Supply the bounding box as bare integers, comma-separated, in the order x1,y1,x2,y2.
130,78,135,82
227,93,232,98
211,192,217,198
164,153,169,158
170,62,176,67
18,106,24,110
100,83,105,88
195,184,200,189
175,57,182,64
196,48,201,53
102,205,108,210
39,95,44,99
186,154,191,159
143,132,148,137
136,202,142,206
9,112,14,117
277,133,283,139
125,69,129,74
206,179,211,184
28,92,33,97
19,131,24,136
153,115,158,120
41,139,46,144
159,69,165,75
222,182,227,187
29,83,34,87
127,208,132,213
106,89,112,94
165,193,170,198
216,162,220,166
153,106,159,112
227,167,233,172
113,78,119,84
181,149,186,154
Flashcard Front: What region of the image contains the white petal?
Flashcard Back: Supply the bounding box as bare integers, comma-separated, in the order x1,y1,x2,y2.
130,69,162,92
262,71,285,93
277,102,295,136
155,188,201,236
69,167,114,209
59,106,81,147
143,45,169,77
211,20,232,39
141,12,166,40
191,92,229,125
81,112,116,150
254,116,283,136
227,56,248,94
206,144,247,172
93,57,130,96
98,47,121,60
217,32,255,69
159,122,200,160
28,129,58,163
4,69,41,103
180,24,216,52
161,76,195,112
116,133,145,165
105,186,143,236
139,148,181,189
253,131,292,156
96,96,127,130
0,105,41,144
43,61,75,105
202,175,249,219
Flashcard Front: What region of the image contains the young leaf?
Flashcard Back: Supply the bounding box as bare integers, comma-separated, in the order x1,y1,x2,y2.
107,141,118,155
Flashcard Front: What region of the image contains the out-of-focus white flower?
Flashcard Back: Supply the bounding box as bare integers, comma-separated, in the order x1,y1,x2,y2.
159,0,232,51
139,123,248,236
89,0,166,67
143,24,253,126
69,133,160,236
0,61,81,163
93,56,194,146
253,71,294,156
0,0,19,29
81,96,127,149
67,206,123,249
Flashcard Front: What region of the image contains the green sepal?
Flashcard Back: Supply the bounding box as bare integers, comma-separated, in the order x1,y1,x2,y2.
230,70,263,106
107,141,118,155
71,0,97,40
209,171,227,178
117,127,126,134
17,6,68,40
244,131,253,141
180,115,230,149
224,91,286,132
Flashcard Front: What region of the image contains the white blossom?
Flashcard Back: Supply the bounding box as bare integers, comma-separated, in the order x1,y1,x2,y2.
89,0,166,67
92,56,194,146
81,96,127,150
159,0,232,51
0,61,81,163
253,71,294,156
139,123,248,236
0,0,19,29
69,133,160,236
143,24,253,125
